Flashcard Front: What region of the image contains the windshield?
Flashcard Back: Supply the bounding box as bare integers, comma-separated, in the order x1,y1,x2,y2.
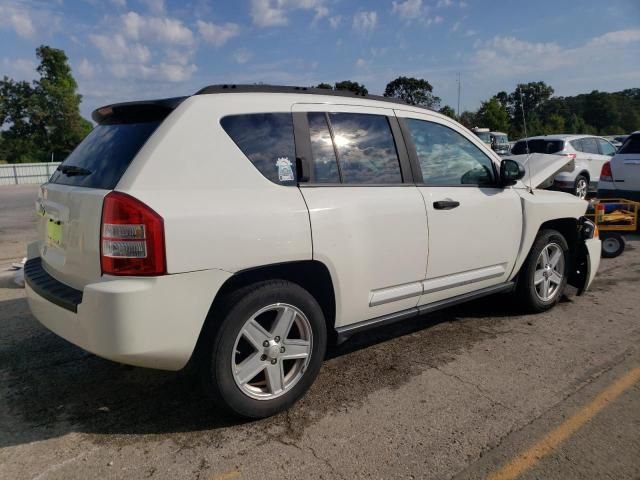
48,122,160,189
493,135,508,145
619,135,640,154
475,132,491,143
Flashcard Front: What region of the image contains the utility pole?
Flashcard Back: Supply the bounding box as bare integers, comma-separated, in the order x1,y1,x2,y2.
456,72,461,117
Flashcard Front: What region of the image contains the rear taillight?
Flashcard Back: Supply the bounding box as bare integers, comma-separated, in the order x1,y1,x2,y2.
560,153,577,160
100,192,166,276
600,161,613,182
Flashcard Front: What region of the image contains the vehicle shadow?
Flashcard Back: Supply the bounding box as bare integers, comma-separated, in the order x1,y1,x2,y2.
0,292,523,448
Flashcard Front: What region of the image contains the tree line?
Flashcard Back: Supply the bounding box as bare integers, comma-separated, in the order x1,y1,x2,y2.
2,45,638,164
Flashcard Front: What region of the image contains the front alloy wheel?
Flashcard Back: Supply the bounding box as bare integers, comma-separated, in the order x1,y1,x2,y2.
516,229,569,312
533,243,565,301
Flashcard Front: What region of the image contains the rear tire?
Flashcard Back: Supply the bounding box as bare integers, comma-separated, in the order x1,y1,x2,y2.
574,175,589,199
600,232,625,258
199,280,327,419
516,229,569,313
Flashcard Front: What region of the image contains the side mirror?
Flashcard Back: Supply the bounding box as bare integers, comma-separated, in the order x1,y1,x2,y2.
500,159,525,186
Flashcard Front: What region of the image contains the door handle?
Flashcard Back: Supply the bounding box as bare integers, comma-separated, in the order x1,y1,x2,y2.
433,200,460,210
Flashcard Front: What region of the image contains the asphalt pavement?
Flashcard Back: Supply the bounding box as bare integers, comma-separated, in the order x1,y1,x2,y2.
0,184,638,480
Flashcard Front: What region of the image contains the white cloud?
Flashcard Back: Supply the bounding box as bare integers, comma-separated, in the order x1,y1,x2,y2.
140,0,165,15
108,62,196,82
122,12,194,45
1,57,36,80
90,33,152,63
436,0,453,7
77,58,96,78
110,0,127,7
586,29,640,47
0,5,35,38
250,0,327,27
197,20,240,46
465,29,477,36
233,48,253,64
392,0,423,19
434,15,444,24
329,15,341,29
451,20,460,32
352,11,377,34
355,58,368,68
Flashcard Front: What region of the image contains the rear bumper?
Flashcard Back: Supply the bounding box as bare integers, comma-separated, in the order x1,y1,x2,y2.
25,257,232,370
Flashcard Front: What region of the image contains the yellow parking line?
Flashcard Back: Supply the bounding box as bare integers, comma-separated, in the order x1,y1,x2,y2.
210,470,241,480
488,367,640,480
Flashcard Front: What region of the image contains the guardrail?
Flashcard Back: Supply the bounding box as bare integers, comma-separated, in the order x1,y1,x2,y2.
0,162,61,186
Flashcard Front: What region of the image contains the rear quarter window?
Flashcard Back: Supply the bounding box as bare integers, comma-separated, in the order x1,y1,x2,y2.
49,122,160,189
221,113,296,185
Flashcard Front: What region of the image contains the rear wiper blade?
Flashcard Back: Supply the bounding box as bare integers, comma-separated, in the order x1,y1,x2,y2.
57,165,92,176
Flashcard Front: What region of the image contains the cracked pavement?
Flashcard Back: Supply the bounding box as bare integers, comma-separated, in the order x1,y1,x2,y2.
1,185,639,479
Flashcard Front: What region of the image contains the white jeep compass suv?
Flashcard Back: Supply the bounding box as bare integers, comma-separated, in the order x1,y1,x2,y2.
25,85,601,418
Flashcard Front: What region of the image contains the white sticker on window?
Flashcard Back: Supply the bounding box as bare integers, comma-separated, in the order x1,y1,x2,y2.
276,157,294,182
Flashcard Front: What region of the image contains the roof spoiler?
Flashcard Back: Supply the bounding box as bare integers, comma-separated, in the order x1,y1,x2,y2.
92,97,187,125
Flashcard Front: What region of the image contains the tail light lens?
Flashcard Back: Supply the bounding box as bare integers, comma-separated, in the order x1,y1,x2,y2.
600,161,613,182
101,192,166,276
560,153,577,160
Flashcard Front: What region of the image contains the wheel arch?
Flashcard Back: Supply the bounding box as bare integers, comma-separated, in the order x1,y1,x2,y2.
188,260,337,369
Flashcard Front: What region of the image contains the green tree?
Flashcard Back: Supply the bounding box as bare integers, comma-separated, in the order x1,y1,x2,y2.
315,83,333,89
383,76,441,109
438,105,457,120
476,97,509,132
0,45,91,163
458,111,477,129
333,80,368,96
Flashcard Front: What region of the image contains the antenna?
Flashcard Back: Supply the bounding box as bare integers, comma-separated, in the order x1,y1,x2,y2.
456,73,461,117
518,86,534,194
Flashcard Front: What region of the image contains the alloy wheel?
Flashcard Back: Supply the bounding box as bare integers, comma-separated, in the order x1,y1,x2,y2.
534,243,565,302
231,304,313,400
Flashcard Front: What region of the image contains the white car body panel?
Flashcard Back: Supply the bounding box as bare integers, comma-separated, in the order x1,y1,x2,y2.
25,91,601,370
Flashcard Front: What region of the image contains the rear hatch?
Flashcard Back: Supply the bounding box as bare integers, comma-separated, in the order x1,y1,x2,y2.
611,133,640,191
36,98,184,290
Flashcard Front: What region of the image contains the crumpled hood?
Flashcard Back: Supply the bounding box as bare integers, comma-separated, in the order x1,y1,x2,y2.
505,153,575,189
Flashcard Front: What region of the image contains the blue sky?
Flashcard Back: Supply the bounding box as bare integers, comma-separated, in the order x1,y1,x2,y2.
2,0,639,120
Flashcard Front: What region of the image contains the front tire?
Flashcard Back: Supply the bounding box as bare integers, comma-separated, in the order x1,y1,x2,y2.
200,280,327,418
516,229,569,313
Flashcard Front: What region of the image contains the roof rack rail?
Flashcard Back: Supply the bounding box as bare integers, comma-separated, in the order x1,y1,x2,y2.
194,84,433,111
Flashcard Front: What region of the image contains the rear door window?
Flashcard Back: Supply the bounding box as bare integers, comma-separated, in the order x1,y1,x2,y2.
327,113,402,184
221,113,296,184
307,112,340,183
49,122,160,189
570,139,584,152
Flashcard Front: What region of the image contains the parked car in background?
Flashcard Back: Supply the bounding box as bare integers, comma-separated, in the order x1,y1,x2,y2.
490,131,510,156
598,131,640,201
24,85,601,418
471,127,491,146
510,135,617,199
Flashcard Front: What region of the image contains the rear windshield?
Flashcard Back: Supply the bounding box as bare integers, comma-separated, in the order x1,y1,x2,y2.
511,139,564,155
49,122,160,189
619,135,640,154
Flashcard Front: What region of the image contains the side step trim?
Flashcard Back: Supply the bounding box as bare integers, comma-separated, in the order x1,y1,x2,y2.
335,282,515,344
